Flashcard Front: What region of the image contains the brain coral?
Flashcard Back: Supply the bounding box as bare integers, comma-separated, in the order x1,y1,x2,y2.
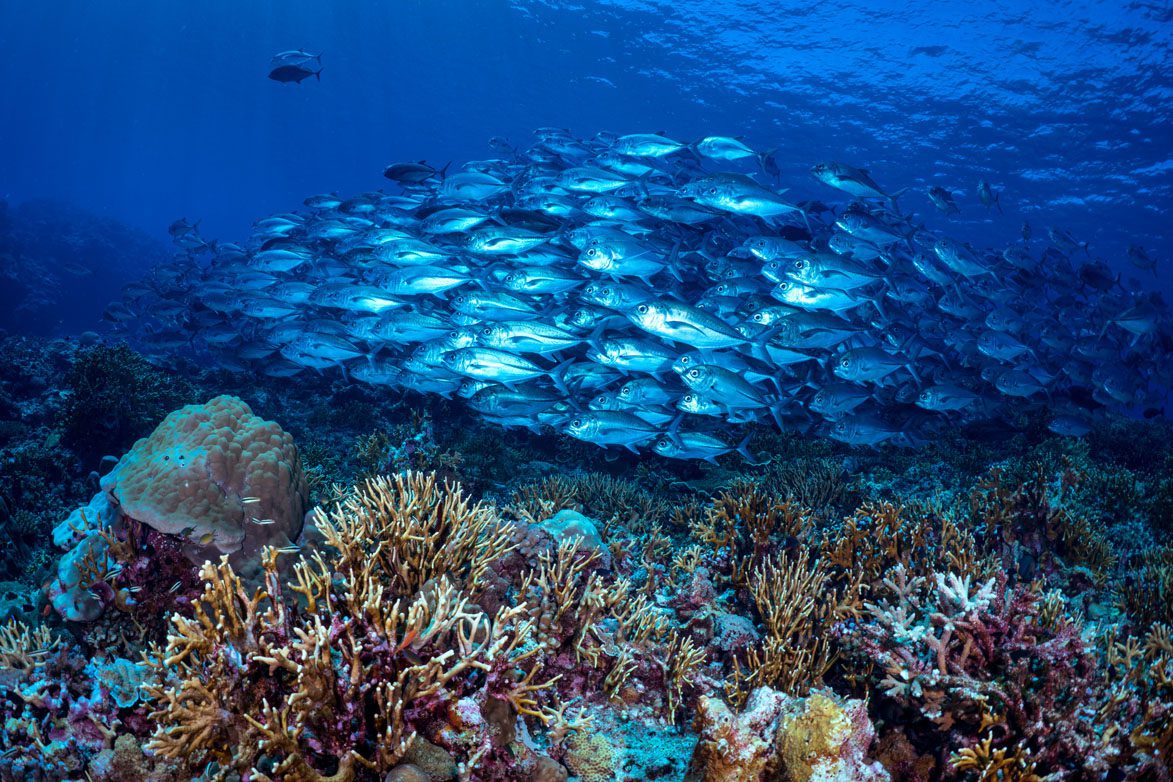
99,395,307,577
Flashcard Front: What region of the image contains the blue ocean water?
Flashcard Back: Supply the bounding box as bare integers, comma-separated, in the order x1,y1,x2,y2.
0,0,1169,334
3,6,1173,781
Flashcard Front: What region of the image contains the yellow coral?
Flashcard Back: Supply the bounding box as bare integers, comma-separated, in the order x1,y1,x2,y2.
0,618,59,673
775,692,853,782
693,481,814,587
564,731,618,782
728,549,860,705
144,473,546,782
315,471,516,595
951,737,1042,782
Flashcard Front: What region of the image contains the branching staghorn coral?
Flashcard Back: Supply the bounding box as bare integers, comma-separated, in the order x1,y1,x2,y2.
507,472,671,535
725,549,861,706
145,473,547,782
315,471,516,596
951,736,1042,782
517,534,691,720
662,632,706,725
757,456,853,517
818,500,1002,594
846,565,1139,777
0,618,59,673
1120,545,1173,629
1096,622,1173,770
692,481,814,588
507,476,580,524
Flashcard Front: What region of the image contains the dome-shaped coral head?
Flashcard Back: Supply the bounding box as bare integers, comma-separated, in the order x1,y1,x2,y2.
100,395,307,581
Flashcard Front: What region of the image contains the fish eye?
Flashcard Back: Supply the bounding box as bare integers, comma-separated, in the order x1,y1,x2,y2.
482,327,493,335
688,368,700,378
840,358,850,368
637,304,648,313
571,418,582,427
587,248,596,256
795,259,807,269
753,313,763,322
707,187,717,195
777,281,789,290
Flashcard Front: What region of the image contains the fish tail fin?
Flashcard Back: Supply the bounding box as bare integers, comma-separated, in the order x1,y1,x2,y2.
586,323,606,355
888,187,910,215
667,240,684,281
735,431,756,463
549,357,577,397
768,404,787,433
797,208,813,236
667,414,683,440
757,148,777,174
634,171,653,200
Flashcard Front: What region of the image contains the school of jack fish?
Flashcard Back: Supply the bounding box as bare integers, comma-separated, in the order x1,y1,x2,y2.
106,129,1172,460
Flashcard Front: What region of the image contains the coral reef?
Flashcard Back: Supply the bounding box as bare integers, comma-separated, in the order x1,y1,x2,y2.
0,345,1170,781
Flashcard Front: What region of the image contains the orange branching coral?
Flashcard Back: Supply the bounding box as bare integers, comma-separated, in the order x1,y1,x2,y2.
822,501,996,586
663,632,707,725
952,736,1042,782
507,476,580,524
145,473,547,782
758,456,852,517
1098,622,1173,764
571,472,671,531
961,463,1083,577
0,619,59,674
693,481,814,588
519,535,609,662
314,471,516,596
508,472,670,535
1057,513,1116,585
727,549,861,705
1119,545,1173,628
518,535,684,715
821,501,932,583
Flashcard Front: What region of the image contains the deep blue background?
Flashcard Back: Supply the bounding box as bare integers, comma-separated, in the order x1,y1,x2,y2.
0,0,1169,331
